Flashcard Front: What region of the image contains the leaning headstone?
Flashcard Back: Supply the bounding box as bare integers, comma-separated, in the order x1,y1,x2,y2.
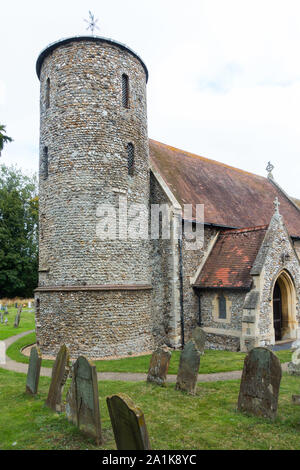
65,356,102,445
237,347,282,420
175,340,201,395
26,346,42,395
14,305,22,327
107,393,151,450
191,327,206,355
0,313,3,324
287,348,300,376
45,344,70,412
147,347,171,386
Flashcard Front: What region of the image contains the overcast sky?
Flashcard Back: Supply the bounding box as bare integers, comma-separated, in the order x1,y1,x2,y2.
1,0,300,198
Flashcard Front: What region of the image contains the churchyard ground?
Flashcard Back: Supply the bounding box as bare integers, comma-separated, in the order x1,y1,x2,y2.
1,368,300,450
0,303,35,340
1,308,299,450
7,330,292,374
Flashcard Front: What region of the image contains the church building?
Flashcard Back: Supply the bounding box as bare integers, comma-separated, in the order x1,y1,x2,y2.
34,34,300,357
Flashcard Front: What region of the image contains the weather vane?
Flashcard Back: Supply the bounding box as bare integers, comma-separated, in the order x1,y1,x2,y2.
84,11,99,35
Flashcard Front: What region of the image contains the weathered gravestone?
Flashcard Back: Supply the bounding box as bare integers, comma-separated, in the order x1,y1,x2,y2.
45,344,70,412
26,346,42,395
66,356,102,446
237,347,282,420
106,393,151,450
0,341,5,364
175,340,201,395
0,313,3,324
14,305,22,328
147,347,171,386
287,348,300,376
191,326,206,355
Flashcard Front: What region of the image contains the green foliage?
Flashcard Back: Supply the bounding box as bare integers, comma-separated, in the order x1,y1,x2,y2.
0,164,38,297
0,125,13,156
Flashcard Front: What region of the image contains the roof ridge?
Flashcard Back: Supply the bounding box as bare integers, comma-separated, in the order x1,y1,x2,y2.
149,138,267,180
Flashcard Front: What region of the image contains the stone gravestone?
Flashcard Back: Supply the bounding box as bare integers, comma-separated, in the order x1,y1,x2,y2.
26,346,42,395
28,301,32,309
0,341,5,364
14,305,22,328
191,326,206,355
0,313,3,324
45,344,70,412
106,393,151,450
237,347,282,420
147,347,171,386
175,340,201,395
66,356,102,446
287,348,300,376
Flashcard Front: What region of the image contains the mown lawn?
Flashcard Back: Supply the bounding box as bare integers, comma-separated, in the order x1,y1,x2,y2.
1,368,300,450
0,307,35,340
7,331,293,375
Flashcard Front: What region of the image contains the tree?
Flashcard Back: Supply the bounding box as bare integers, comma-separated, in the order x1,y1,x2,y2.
0,164,38,298
0,125,13,156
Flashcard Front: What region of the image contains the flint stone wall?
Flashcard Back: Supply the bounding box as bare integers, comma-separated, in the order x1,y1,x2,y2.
36,38,153,357
36,290,153,358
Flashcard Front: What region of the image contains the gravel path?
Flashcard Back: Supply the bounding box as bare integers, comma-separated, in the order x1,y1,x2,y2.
1,331,288,382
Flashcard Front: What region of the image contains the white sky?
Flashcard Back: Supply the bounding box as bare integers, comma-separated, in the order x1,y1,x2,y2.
1,0,300,198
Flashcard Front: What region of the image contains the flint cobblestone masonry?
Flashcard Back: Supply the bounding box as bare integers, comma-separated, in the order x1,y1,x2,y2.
36,38,153,357
256,215,300,342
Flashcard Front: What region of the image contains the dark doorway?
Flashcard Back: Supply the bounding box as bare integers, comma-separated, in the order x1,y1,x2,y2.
273,281,282,341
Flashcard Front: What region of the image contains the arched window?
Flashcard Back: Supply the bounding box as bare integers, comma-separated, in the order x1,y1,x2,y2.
218,293,227,319
122,74,129,108
42,146,48,180
127,143,134,176
45,78,50,109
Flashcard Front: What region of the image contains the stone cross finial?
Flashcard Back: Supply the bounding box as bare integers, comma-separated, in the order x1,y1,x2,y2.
274,197,280,215
84,11,99,35
266,161,274,179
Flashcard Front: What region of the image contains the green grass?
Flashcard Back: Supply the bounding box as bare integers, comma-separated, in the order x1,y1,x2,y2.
0,307,35,340
1,367,300,450
7,331,293,375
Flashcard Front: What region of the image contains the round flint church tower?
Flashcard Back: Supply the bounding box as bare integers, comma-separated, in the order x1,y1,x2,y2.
35,36,153,358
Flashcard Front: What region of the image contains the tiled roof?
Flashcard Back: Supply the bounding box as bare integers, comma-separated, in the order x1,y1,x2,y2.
149,139,300,237
193,226,268,289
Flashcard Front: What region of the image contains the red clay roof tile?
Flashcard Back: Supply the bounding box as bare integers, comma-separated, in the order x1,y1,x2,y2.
194,226,268,289
149,139,300,237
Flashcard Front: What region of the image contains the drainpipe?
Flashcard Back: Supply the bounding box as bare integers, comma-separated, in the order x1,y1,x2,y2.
178,238,185,348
